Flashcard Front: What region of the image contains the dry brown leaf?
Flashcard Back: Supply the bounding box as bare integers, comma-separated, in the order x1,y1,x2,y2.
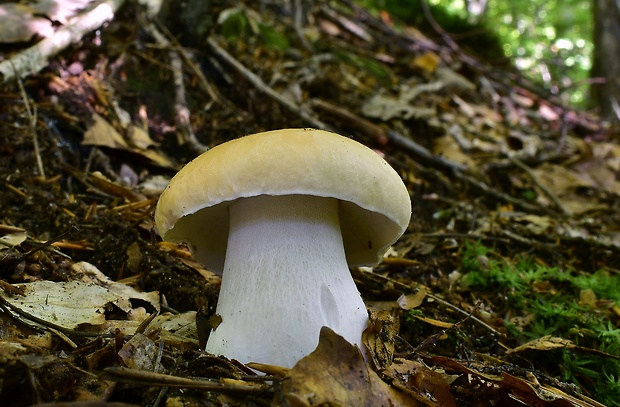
579,288,597,307
118,333,157,371
385,358,457,407
282,327,419,406
83,114,174,168
432,135,476,168
128,125,158,150
397,289,427,311
571,142,620,195
506,335,575,354
90,172,146,203
364,310,400,371
427,355,604,406
83,112,129,149
0,230,27,248
532,163,589,193
530,163,610,215
412,52,440,73
436,67,476,95
0,280,156,330
136,148,175,168
500,373,578,407
414,315,454,329
514,214,554,235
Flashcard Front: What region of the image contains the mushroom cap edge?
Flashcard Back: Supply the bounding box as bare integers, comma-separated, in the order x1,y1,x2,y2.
154,128,412,273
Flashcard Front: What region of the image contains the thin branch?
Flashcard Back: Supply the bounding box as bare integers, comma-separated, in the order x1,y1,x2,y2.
152,17,231,108
14,70,45,179
0,0,126,83
104,367,272,394
142,18,209,154
453,170,557,216
356,268,502,338
313,97,470,172
387,129,469,172
293,0,313,51
509,157,570,215
207,37,333,131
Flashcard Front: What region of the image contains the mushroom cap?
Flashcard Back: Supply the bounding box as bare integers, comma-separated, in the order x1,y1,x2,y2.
155,128,411,273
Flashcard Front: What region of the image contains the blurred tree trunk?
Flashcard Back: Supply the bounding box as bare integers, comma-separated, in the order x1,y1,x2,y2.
591,0,620,120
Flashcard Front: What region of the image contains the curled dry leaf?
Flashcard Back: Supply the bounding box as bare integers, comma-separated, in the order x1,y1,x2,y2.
118,332,158,371
397,289,428,311
83,113,173,168
282,327,418,406
506,335,575,354
364,310,400,371
0,277,159,330
385,358,457,407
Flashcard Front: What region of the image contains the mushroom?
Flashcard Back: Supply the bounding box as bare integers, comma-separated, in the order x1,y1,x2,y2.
154,128,411,368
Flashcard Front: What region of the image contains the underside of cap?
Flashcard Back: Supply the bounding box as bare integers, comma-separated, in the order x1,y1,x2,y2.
154,128,411,273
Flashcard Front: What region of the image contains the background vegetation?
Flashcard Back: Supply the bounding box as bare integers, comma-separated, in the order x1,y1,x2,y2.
359,0,594,106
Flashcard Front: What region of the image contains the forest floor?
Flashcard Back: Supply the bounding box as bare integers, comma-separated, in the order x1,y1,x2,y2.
0,1,619,406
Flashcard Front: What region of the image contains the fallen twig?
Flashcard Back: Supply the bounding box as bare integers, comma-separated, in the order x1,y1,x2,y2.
14,71,45,179
453,171,557,216
509,157,570,215
207,37,333,131
142,17,209,154
0,0,126,83
411,301,484,354
104,367,272,395
356,268,502,338
313,98,470,172
293,0,313,51
387,129,469,172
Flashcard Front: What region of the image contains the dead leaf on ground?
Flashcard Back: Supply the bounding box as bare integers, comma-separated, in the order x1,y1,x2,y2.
506,335,575,354
397,289,428,311
531,163,607,215
426,355,604,407
385,358,457,407
83,113,174,168
412,52,440,73
414,315,454,329
0,277,159,331
83,112,130,149
364,310,400,371
118,333,158,371
433,134,476,167
0,229,27,248
282,326,419,406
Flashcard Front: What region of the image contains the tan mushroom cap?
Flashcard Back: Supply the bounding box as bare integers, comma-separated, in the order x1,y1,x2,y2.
155,128,411,273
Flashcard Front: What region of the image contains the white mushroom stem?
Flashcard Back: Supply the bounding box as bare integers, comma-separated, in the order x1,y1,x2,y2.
205,194,369,368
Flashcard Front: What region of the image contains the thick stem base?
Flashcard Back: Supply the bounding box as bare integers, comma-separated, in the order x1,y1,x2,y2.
205,195,368,367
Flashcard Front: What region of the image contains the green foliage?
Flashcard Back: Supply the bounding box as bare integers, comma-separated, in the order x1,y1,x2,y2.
219,8,249,41
257,23,290,51
358,0,507,62
217,6,290,51
334,50,394,85
356,0,593,106
460,241,620,406
486,0,593,105
573,270,620,303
